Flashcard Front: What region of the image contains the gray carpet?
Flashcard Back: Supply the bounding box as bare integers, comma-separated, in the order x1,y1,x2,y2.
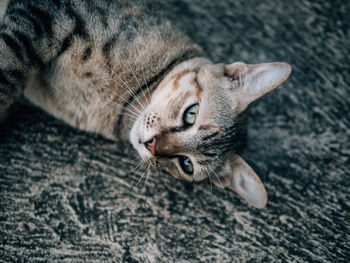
1,0,349,262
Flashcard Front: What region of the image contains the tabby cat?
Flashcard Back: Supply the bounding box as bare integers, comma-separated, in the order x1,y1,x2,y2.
0,0,291,208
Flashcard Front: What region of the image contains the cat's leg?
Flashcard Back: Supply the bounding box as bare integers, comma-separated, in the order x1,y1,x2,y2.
0,33,29,113
0,1,95,115
0,1,68,114
0,15,42,114
0,1,32,113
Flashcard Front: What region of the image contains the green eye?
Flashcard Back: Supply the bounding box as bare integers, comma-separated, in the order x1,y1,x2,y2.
183,104,199,126
179,156,194,175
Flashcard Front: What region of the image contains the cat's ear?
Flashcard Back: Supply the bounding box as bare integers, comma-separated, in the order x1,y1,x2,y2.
225,62,292,113
212,154,267,209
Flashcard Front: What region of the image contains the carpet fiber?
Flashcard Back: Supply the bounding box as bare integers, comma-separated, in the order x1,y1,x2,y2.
0,0,349,262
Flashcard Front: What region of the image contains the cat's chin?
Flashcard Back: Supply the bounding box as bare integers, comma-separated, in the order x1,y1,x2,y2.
129,119,152,159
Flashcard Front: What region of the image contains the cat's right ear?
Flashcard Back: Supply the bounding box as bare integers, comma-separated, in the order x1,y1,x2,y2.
212,154,267,209
224,62,292,114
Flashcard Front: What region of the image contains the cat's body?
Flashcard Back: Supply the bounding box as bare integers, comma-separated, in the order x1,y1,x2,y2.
0,0,291,208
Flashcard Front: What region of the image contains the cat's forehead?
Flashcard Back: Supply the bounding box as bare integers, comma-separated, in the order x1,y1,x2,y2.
150,69,205,124
153,69,200,98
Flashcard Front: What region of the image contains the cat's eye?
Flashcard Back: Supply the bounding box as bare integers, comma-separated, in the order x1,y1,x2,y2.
179,156,194,175
183,104,199,126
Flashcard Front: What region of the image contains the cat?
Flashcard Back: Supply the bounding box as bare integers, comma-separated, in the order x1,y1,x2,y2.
0,0,291,208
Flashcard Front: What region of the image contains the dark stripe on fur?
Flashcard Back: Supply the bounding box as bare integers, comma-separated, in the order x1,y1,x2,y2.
197,159,212,165
0,70,25,98
201,151,217,157
55,5,90,57
28,4,53,36
0,71,11,87
195,121,246,163
12,31,44,68
8,70,25,83
0,71,16,97
7,9,44,37
56,34,74,57
85,2,109,28
65,5,89,40
52,0,62,8
0,33,24,61
102,34,119,71
202,132,219,141
81,47,92,62
102,34,118,57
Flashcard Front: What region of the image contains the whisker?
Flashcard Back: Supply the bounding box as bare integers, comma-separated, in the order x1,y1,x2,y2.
105,104,139,124
130,158,145,176
120,113,139,122
132,162,148,191
131,155,143,164
104,99,140,118
105,63,146,110
207,164,227,196
145,50,156,104
141,69,152,105
116,109,139,120
202,165,213,193
208,174,213,193
143,163,151,189
100,84,142,115
132,155,147,167
134,170,146,190
125,59,149,107
157,166,161,178
133,45,152,105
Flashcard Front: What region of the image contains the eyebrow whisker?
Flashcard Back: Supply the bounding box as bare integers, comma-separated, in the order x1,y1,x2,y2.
207,164,227,197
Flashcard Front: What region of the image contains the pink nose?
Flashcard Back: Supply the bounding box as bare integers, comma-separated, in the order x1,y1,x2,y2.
144,137,157,155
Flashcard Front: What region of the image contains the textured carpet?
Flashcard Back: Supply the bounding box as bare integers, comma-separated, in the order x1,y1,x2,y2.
1,0,349,262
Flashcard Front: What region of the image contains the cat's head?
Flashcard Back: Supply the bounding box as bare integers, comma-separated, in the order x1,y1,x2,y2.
130,58,291,208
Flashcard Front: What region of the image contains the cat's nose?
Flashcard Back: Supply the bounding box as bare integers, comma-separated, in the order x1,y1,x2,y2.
144,136,157,156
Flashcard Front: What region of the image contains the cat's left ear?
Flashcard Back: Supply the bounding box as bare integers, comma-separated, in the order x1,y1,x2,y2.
225,62,292,113
212,154,267,209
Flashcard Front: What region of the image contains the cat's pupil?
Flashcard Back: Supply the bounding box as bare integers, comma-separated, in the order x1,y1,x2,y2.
183,104,199,126
179,156,194,175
